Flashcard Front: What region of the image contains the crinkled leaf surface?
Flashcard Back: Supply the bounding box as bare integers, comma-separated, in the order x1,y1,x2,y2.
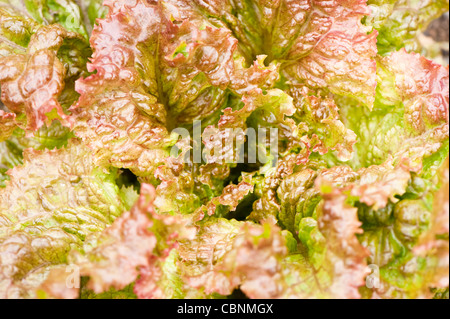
0,120,72,187
41,183,196,299
0,139,133,298
338,49,449,169
0,0,93,137
190,0,378,107
365,0,449,55
0,0,448,300
71,0,279,176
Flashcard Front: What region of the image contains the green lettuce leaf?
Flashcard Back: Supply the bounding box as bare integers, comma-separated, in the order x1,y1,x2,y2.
0,121,72,187
41,183,196,298
365,0,449,55
0,0,88,38
76,0,108,35
339,49,449,169
0,139,134,298
291,88,357,161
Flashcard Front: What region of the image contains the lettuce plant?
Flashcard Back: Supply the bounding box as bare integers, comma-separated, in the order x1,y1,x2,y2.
0,0,448,299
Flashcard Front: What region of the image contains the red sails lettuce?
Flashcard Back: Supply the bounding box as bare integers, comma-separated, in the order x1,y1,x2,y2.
0,0,448,299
